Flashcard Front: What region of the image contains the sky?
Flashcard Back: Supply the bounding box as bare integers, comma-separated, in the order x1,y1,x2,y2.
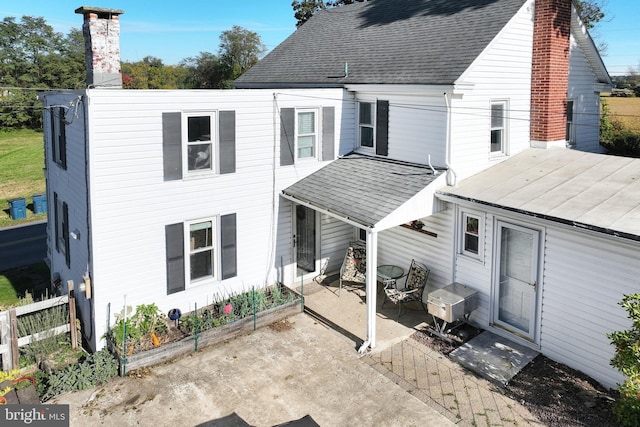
1,0,639,75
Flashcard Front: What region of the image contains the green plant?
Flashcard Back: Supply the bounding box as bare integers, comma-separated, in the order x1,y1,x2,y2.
37,349,118,401
608,293,640,426
17,302,70,366
107,303,167,352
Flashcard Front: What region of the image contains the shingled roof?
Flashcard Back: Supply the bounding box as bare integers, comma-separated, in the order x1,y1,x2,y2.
235,0,527,88
282,153,442,228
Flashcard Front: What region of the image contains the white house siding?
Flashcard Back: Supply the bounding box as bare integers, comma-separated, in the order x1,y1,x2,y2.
41,91,95,343
76,88,349,349
540,227,639,389
447,197,637,389
318,215,354,276
568,35,604,153
450,0,534,180
377,208,454,294
354,91,447,167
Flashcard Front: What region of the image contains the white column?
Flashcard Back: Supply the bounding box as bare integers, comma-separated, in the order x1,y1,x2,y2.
365,230,378,349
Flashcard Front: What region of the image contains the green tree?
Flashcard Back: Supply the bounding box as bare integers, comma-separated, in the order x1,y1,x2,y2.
576,0,606,29
0,16,85,129
218,25,266,84
292,0,367,27
180,52,225,89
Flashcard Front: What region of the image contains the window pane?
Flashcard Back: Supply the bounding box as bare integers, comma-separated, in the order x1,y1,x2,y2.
188,143,211,171
491,129,502,152
191,250,213,280
491,104,504,127
359,103,372,125
466,216,479,235
190,221,212,250
464,234,479,254
297,135,315,158
188,116,211,142
298,112,315,134
360,127,374,147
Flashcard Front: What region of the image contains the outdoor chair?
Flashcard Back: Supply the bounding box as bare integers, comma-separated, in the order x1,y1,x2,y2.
382,259,430,321
338,242,366,295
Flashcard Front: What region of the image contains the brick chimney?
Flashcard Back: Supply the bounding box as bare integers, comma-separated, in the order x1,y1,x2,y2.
75,6,124,88
530,0,571,148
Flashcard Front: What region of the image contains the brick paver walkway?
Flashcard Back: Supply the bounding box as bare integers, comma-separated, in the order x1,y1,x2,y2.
362,338,546,426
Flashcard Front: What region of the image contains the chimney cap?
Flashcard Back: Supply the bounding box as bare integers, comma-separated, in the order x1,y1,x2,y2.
75,6,124,17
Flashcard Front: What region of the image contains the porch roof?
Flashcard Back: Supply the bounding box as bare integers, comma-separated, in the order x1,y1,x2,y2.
437,148,640,242
282,153,445,231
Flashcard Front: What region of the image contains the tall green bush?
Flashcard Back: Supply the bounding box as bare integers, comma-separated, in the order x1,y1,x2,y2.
608,293,640,426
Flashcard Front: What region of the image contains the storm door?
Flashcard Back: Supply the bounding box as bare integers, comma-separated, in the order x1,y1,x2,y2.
295,205,316,277
493,221,539,340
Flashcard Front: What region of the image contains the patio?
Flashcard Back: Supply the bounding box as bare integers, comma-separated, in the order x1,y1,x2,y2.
296,274,432,353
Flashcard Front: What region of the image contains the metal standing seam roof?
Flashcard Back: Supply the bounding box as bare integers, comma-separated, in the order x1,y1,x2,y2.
282,153,441,227
235,0,528,87
437,149,640,241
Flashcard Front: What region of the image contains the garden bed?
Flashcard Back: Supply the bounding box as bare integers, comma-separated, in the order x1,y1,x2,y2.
107,285,303,375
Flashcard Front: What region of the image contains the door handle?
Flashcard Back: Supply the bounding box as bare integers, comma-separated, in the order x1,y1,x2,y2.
531,280,537,292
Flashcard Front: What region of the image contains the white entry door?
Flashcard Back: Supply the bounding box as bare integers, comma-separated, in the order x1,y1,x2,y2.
493,221,539,340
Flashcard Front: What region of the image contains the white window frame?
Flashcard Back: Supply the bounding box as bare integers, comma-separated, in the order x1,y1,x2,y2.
187,217,218,284
358,101,375,150
459,209,484,261
295,108,319,161
566,99,575,147
490,100,508,157
183,111,216,175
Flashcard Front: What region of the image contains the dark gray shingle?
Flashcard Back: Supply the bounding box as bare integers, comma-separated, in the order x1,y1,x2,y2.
235,0,527,87
282,153,440,227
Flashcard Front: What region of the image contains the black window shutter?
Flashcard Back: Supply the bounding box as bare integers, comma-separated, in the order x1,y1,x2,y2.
322,107,335,161
162,112,182,181
280,108,295,166
62,202,70,268
54,192,59,253
165,223,185,294
220,213,237,280
59,107,67,170
219,111,236,174
50,109,56,165
376,100,389,156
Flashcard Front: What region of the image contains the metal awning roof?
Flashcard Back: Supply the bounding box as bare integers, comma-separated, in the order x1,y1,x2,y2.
282,153,447,231
437,148,640,241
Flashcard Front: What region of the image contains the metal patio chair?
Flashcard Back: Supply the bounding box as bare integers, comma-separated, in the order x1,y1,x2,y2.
382,259,430,321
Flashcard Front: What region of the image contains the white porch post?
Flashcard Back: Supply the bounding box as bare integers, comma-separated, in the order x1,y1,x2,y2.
362,229,378,352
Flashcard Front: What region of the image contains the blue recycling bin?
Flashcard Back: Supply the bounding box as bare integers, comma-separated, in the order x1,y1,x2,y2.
32,193,47,215
8,198,26,220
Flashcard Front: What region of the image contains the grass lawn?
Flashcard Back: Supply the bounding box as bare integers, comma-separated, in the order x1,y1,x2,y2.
0,262,51,310
0,129,46,228
604,96,640,133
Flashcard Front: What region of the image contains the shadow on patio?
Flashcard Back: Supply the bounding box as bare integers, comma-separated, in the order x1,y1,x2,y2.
294,274,432,353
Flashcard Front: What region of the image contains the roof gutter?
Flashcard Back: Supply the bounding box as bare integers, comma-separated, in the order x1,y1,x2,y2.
437,192,640,243
280,191,371,230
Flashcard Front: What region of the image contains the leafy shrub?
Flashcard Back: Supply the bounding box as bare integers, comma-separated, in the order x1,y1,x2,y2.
37,349,118,401
601,131,640,158
608,293,640,426
108,303,168,351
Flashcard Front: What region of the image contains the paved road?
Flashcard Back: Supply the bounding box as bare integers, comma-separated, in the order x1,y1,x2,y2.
0,220,47,271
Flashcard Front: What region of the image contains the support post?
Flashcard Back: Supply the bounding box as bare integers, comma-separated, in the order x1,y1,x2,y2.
9,309,19,370
68,287,78,349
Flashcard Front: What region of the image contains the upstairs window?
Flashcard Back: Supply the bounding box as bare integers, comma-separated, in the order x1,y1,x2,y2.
51,107,67,169
162,110,236,181
186,113,214,173
359,102,375,148
490,101,508,156
53,192,70,268
566,100,575,146
296,110,317,160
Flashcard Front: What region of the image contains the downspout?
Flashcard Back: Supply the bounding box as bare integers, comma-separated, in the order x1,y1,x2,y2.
443,92,457,187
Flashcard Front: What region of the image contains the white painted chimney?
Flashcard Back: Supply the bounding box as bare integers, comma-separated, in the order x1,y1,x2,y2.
75,6,124,88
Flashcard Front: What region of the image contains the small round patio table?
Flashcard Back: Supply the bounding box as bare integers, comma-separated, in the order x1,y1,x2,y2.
377,265,404,282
